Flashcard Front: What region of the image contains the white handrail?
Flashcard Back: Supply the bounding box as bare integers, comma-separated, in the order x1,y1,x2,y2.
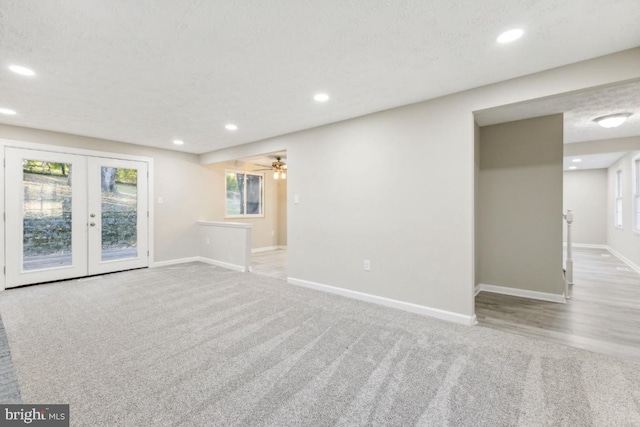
563,209,574,298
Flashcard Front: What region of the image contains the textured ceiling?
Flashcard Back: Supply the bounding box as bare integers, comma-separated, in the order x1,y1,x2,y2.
1,1,640,154
475,80,640,143
563,152,627,171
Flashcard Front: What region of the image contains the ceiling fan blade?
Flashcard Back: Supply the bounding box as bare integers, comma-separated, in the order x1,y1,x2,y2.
253,168,273,171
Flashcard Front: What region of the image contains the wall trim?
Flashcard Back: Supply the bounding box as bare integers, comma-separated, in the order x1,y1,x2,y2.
474,284,482,296
197,220,252,229
562,242,608,249
477,283,566,303
251,246,279,253
152,256,248,272
151,257,200,268
197,256,248,272
606,246,640,275
288,277,476,326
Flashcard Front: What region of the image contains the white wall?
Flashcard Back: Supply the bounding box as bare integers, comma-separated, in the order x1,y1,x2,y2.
0,124,210,263
478,115,564,295
204,160,285,250
200,48,640,321
563,169,608,245
277,179,288,247
607,151,640,270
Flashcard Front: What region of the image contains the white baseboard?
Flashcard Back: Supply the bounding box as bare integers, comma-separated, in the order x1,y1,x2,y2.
278,245,287,250
153,256,247,272
251,246,279,253
197,257,248,272
562,243,608,249
288,277,476,326
474,284,482,297
477,283,566,303
606,246,640,275
151,257,200,268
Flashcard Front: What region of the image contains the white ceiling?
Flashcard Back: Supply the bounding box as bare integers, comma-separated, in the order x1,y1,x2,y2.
1,1,640,154
475,80,640,172
563,152,627,171
240,151,287,170
475,80,640,143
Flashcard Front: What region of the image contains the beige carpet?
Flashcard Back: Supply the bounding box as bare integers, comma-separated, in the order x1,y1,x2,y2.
0,263,639,426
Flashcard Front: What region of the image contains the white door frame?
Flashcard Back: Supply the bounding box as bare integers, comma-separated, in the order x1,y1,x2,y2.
0,139,155,290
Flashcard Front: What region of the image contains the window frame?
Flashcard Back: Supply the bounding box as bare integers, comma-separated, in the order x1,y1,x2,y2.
615,168,623,229
634,155,640,234
224,169,265,219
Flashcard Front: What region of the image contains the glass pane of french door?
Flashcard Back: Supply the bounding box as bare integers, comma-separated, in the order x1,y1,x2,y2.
101,167,138,261
23,160,73,270
5,148,88,288
88,157,148,276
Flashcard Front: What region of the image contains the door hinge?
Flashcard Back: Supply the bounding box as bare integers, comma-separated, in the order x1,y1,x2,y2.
147,211,149,218
3,266,5,275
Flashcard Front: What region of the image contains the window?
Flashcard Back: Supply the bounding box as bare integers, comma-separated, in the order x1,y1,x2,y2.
635,158,640,232
615,169,623,228
225,171,263,217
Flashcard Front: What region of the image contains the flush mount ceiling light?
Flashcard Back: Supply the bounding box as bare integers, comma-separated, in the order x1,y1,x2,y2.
593,113,632,128
497,28,524,44
173,139,184,145
572,159,582,163
225,124,238,131
314,93,330,102
0,108,17,115
9,65,35,76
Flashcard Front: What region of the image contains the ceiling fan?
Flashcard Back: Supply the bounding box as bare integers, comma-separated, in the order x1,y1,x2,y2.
253,156,287,179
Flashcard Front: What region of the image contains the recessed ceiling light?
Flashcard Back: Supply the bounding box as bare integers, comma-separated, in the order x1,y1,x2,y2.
9,65,35,76
593,113,632,128
569,166,577,170
497,29,524,44
572,159,582,163
225,124,238,131
314,93,330,102
173,139,184,145
0,108,17,115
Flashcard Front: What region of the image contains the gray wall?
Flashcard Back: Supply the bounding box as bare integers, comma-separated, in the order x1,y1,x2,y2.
563,169,608,245
201,49,640,318
477,114,565,295
0,123,209,263
607,151,640,268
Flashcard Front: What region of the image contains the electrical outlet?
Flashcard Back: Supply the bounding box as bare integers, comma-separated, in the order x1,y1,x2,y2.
205,238,210,245
364,260,371,271
294,194,300,204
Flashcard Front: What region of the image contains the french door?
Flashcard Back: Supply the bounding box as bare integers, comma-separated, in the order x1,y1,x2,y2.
5,148,148,288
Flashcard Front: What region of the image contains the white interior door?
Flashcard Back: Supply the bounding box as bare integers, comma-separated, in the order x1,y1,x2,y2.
4,148,150,288
87,157,148,275
5,148,88,287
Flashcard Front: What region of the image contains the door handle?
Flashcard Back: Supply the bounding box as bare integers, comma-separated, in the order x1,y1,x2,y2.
90,222,96,227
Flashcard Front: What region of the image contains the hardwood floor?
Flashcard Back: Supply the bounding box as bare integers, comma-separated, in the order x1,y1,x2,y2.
250,249,287,280
475,247,640,362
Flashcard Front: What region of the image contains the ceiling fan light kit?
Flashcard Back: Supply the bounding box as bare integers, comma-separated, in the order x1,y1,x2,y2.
256,156,287,180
